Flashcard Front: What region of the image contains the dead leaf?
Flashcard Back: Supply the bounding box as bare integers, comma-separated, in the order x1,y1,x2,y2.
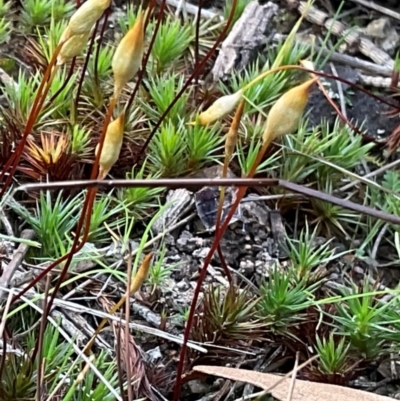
193,365,394,401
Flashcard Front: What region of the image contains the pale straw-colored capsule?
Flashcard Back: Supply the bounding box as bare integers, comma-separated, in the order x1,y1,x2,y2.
130,253,153,294
96,112,125,179
112,11,145,99
262,77,318,144
225,99,245,158
57,31,91,65
193,89,243,126
61,0,111,42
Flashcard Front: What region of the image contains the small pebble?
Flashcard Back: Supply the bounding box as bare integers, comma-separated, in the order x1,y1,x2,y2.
193,247,211,259
240,260,255,273
146,346,162,363
176,280,189,291
188,380,211,394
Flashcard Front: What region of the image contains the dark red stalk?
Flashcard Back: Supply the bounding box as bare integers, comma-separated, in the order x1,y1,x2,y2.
11,95,116,308
93,7,111,87
173,124,261,400
125,0,162,114
75,7,110,110
70,9,108,124
144,0,157,29
134,0,239,165
194,0,204,87
0,41,65,198
116,326,126,401
46,58,76,106
391,70,399,90
214,101,246,285
34,276,50,385
172,2,238,399
217,246,232,283
19,95,117,318
11,7,113,308
28,185,98,352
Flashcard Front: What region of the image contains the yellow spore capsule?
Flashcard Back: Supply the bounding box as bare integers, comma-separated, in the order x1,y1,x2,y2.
61,0,111,41
112,11,145,99
57,31,91,65
262,77,318,144
95,112,125,179
191,89,243,126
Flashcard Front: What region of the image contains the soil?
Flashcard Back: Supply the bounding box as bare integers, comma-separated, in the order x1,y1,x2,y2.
305,68,400,141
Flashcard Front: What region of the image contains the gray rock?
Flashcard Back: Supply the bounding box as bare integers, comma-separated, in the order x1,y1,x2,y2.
193,247,211,259
240,259,255,274
152,189,193,235
188,379,211,394
145,346,162,364
175,280,189,291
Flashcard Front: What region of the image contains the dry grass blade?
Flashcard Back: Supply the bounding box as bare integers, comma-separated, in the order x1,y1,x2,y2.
193,366,394,401
12,177,400,225
214,99,245,281
0,231,34,299
99,297,155,400
84,253,153,355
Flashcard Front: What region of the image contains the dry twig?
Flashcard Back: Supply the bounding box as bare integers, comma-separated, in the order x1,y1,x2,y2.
0,229,35,300
348,0,400,21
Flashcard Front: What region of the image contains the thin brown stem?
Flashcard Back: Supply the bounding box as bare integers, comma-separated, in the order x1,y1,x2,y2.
213,100,245,285
215,100,245,231
125,248,133,401
75,12,104,111
173,137,271,400
11,97,117,310
217,246,232,283
0,40,64,197
125,0,161,114
135,0,239,166
46,58,76,107
116,328,126,401
94,7,110,87
83,253,152,356
194,0,204,87
34,95,118,326
34,275,51,381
